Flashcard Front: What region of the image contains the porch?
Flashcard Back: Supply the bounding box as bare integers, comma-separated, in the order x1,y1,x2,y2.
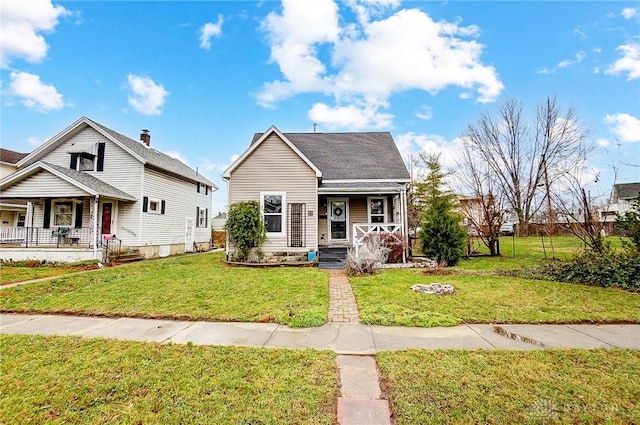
316,184,408,265
0,226,123,263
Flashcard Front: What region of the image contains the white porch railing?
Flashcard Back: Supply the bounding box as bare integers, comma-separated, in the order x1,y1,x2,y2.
352,222,405,262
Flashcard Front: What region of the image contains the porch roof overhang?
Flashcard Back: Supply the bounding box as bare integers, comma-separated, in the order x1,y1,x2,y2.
0,161,137,202
318,181,407,194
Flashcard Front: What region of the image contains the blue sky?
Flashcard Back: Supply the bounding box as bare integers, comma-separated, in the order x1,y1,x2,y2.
2,0,639,214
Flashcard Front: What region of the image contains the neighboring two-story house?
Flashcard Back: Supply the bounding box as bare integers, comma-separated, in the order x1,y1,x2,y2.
0,117,217,262
223,126,410,267
601,182,640,235
0,148,29,230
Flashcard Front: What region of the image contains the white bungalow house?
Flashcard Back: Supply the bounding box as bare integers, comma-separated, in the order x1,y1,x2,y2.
223,126,410,268
0,117,217,262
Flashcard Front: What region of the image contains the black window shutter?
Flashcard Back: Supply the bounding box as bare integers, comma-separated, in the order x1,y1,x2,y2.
43,199,51,229
75,199,83,228
143,196,148,212
205,208,208,226
197,183,200,193
96,143,106,171
205,185,208,195
196,207,200,227
70,154,78,169
161,200,166,215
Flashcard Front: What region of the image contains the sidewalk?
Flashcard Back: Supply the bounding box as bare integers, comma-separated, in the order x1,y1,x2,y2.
2,314,639,351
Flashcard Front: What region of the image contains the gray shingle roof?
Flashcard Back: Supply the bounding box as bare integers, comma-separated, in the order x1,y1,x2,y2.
87,118,216,188
252,132,409,181
0,148,29,164
43,162,137,201
614,182,640,201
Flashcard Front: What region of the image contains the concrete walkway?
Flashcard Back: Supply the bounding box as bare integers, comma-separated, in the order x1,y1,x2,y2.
2,314,639,351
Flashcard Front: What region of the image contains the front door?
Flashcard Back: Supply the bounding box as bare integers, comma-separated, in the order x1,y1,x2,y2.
328,198,348,243
101,203,112,234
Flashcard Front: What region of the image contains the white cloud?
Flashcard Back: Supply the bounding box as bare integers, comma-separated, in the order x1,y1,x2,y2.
199,14,223,50
621,7,638,19
308,102,393,130
9,71,64,111
258,2,503,127
558,51,586,68
605,44,640,80
0,0,69,68
596,138,610,148
165,150,190,166
415,105,432,121
395,132,463,169
573,26,588,39
605,113,640,143
27,136,43,146
126,74,169,116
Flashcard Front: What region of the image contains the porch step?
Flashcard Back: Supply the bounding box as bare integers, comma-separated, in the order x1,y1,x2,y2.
319,247,347,270
113,249,144,263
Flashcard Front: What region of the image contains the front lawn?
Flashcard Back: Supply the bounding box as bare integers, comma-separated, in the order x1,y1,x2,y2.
378,349,640,425
0,334,337,425
0,252,328,327
351,268,640,327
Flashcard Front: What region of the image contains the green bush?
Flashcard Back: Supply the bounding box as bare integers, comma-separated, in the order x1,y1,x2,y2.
224,201,267,262
520,249,640,292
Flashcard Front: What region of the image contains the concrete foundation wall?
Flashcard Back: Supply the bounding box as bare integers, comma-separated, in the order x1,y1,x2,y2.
0,248,99,263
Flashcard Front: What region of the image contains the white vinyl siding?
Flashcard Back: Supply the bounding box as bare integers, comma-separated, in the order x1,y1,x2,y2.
1,171,86,198
140,169,212,246
228,133,317,252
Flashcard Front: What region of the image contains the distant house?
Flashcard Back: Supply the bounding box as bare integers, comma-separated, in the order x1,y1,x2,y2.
0,117,217,262
601,182,640,235
211,211,227,231
0,148,29,229
223,126,410,266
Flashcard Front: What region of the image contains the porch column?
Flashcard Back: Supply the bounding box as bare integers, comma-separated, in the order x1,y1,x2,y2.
93,195,99,259
400,188,407,263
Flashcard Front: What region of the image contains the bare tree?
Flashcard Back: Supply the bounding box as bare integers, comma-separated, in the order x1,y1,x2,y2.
461,96,590,235
455,142,508,255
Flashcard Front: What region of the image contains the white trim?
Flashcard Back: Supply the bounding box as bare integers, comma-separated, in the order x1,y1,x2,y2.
147,198,162,214
367,196,387,223
327,197,349,243
318,187,405,194
223,126,322,179
260,191,286,236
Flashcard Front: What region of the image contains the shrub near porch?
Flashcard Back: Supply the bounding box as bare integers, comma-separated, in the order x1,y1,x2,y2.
0,252,328,328
350,269,640,327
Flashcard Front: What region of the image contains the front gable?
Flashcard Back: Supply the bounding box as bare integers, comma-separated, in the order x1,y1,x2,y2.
223,126,321,180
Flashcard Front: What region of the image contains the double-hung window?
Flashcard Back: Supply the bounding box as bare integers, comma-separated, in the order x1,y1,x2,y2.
261,192,285,234
368,197,386,224
54,201,74,227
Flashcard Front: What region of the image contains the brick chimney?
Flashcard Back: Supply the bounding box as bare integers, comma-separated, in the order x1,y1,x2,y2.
140,129,150,147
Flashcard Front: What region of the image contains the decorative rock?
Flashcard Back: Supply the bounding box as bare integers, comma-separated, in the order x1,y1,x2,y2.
410,283,455,295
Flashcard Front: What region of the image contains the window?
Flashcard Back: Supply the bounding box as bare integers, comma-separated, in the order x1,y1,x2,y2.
69,142,105,172
197,207,208,228
79,153,95,171
261,192,285,234
54,201,73,226
368,197,386,223
17,213,26,227
142,197,165,215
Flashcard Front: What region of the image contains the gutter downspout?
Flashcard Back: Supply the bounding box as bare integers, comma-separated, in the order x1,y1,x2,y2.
93,195,99,260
